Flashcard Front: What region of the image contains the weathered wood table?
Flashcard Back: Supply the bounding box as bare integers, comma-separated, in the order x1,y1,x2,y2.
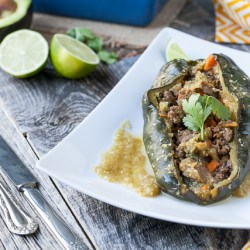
0,0,250,249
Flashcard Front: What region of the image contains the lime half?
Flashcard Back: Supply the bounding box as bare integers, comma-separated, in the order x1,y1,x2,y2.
0,29,49,78
165,39,189,61
50,34,100,79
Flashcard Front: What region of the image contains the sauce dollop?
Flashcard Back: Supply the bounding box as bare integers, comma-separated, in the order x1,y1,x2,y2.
95,121,160,197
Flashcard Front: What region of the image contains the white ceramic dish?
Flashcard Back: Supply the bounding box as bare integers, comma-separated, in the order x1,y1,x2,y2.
37,28,250,229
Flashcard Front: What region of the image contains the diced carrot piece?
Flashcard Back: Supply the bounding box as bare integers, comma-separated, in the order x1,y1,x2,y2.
222,122,238,128
159,113,168,118
207,160,220,172
204,55,217,71
202,185,209,191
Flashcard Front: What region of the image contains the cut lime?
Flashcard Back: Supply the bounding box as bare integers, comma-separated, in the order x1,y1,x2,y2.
0,29,49,78
165,39,189,61
50,34,100,79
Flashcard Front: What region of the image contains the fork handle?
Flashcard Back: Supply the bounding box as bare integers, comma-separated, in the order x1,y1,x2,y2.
0,182,38,235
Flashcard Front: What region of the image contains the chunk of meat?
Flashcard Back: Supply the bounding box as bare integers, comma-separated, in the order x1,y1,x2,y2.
211,123,233,156
190,61,205,75
177,135,219,161
176,130,196,145
179,157,211,183
167,105,184,125
213,160,232,182
212,124,233,142
213,138,230,156
223,128,233,142
171,83,182,97
201,83,213,95
179,158,201,182
163,90,176,103
195,83,220,98
204,70,221,89
205,127,212,139
177,88,193,103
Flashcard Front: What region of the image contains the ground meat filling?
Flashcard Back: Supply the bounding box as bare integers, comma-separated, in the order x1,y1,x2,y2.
158,60,236,191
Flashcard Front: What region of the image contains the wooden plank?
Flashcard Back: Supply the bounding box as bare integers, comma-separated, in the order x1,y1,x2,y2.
0,104,93,248
0,117,59,249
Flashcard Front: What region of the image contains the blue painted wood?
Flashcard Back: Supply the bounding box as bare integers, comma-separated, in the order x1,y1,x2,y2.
33,0,167,26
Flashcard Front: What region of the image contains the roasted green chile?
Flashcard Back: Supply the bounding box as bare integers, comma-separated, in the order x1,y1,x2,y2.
142,54,250,205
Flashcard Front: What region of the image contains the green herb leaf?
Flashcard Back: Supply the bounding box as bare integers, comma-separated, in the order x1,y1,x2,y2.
98,50,118,64
86,37,103,52
208,96,230,120
66,27,118,64
182,93,200,115
66,28,76,39
182,93,212,140
66,28,95,42
199,95,230,120
183,93,230,140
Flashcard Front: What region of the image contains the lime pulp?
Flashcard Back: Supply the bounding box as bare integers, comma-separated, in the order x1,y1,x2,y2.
0,29,49,78
165,39,190,62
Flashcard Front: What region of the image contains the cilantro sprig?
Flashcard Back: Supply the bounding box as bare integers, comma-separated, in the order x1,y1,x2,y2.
182,93,230,140
66,27,118,64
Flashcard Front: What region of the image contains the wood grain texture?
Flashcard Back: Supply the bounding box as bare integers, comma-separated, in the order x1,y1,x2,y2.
0,0,249,249
0,105,93,249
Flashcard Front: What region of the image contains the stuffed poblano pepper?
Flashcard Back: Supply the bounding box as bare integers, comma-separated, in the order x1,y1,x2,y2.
142,54,250,205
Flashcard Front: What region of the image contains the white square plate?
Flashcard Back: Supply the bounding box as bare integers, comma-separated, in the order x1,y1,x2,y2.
37,28,250,229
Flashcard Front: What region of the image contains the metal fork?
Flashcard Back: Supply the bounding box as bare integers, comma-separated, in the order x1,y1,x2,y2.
0,181,38,235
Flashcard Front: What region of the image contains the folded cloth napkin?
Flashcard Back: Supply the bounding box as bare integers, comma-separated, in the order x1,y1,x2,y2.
214,0,250,44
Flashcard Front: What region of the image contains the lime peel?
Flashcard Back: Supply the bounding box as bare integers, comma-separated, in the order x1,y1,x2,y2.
50,34,100,79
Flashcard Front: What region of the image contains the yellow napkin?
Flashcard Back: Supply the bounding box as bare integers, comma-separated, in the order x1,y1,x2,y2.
243,240,250,250
214,0,250,44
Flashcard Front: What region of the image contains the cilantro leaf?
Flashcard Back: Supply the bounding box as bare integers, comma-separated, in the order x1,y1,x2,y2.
208,96,229,120
86,37,103,52
98,50,118,64
183,93,230,140
182,93,212,140
182,93,200,116
203,104,212,121
66,27,118,64
183,114,201,132
199,95,230,120
66,28,76,38
66,28,94,42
